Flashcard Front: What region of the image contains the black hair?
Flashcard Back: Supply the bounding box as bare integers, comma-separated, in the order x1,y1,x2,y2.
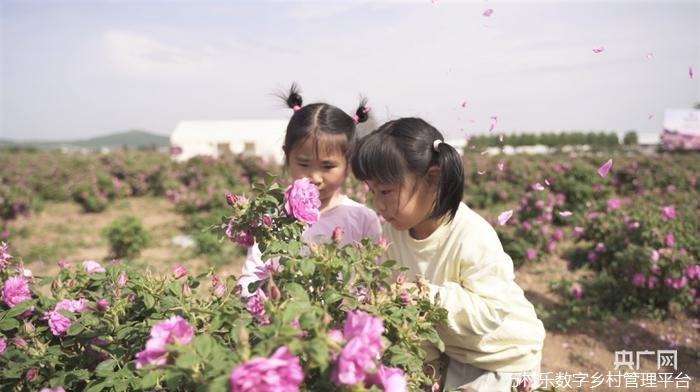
351,118,464,222
279,83,369,163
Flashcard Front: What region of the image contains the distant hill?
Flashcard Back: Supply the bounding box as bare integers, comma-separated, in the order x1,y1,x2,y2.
0,130,170,150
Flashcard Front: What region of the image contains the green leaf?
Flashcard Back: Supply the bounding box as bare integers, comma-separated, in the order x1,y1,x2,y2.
283,283,309,302
5,300,35,318
143,293,155,309
0,317,20,331
169,281,183,297
175,350,200,369
194,334,215,358
322,289,343,304
307,338,329,371
95,359,117,377
299,259,316,276
140,369,163,389
67,320,86,336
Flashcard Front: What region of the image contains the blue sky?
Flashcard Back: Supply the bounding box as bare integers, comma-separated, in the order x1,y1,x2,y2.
1,0,698,141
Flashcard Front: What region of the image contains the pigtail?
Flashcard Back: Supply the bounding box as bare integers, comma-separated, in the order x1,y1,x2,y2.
352,97,370,124
431,141,464,222
278,82,303,111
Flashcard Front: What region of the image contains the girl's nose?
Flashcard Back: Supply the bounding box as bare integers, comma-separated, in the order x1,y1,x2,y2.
310,172,323,187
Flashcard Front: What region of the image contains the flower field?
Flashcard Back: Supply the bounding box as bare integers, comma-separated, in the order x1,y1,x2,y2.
1,149,698,391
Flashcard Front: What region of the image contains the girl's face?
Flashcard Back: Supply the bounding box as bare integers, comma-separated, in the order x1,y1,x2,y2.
366,169,439,236
287,136,348,208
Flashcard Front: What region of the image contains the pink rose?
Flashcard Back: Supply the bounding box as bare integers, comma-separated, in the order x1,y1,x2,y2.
662,206,676,220
2,275,32,308
607,198,621,210
632,273,646,288
82,260,106,274
665,233,675,247
230,346,304,392
117,272,128,287
572,226,585,239
97,299,110,310
284,178,321,224
366,366,408,392
40,388,66,392
262,214,273,228
135,315,194,368
332,226,345,243
172,264,188,279
246,289,270,325
571,284,583,299
526,248,537,260
332,311,385,386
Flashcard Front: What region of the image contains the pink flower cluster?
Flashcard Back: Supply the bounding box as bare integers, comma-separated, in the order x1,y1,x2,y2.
330,310,406,390
0,242,13,270
230,346,304,392
2,275,32,308
135,315,194,368
225,221,255,248
246,288,270,325
211,274,226,297
44,298,90,336
82,260,106,274
284,177,321,224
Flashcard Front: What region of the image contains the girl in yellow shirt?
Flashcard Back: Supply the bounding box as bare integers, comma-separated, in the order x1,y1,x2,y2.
352,117,546,391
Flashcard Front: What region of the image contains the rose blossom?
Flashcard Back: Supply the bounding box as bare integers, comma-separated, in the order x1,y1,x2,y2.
284,178,321,224
230,346,303,392
2,275,32,308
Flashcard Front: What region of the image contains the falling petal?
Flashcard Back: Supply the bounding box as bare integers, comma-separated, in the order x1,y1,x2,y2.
461,101,467,108
498,210,513,226
690,66,695,79
598,159,613,178
592,46,605,54
483,9,493,17
489,123,495,132
558,211,573,217
532,183,545,191
648,114,654,120
490,116,498,122
645,52,654,60
432,0,438,4
497,162,504,171
477,170,486,176
480,150,488,155
544,178,551,186
498,133,504,143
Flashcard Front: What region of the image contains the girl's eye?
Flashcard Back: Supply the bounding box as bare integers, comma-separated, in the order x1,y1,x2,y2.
323,165,336,170
297,162,309,167
380,190,393,195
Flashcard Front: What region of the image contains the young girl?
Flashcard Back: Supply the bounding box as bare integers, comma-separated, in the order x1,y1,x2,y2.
238,84,382,296
352,118,545,391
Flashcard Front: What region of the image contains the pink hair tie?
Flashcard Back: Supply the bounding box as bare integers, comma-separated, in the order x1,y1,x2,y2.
351,114,360,123
292,105,301,112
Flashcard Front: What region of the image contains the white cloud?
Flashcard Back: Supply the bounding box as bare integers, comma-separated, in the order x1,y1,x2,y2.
103,30,213,78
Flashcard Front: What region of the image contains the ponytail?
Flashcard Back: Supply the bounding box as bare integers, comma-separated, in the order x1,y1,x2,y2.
431,141,464,222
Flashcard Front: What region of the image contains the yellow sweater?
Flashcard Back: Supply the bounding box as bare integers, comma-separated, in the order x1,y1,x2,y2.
383,202,545,372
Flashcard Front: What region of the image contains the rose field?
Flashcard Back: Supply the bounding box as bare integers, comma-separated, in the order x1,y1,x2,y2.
0,148,698,391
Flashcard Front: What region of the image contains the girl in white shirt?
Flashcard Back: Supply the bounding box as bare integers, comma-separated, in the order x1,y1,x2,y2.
238,84,381,296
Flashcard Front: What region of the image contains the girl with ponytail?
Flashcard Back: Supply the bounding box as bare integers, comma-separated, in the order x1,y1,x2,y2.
238,84,381,297
352,118,545,391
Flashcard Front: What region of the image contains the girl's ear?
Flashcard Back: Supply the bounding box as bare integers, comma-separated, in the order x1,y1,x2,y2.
426,165,440,188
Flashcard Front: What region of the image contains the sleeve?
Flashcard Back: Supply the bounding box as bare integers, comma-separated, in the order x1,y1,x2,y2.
362,209,383,242
428,245,513,337
237,242,264,298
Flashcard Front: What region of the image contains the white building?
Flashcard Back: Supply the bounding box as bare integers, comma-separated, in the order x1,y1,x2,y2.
170,120,289,163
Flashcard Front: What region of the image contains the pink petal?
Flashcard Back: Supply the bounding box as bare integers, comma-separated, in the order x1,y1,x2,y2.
544,178,551,186
532,183,545,191
648,114,654,120
477,170,486,176
690,66,694,79
483,9,493,17
490,116,498,122
645,52,654,60
592,46,605,54
488,123,495,132
598,159,613,178
461,101,467,108
498,133,504,143
480,150,488,155
497,210,513,226
497,162,504,171
558,211,573,217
